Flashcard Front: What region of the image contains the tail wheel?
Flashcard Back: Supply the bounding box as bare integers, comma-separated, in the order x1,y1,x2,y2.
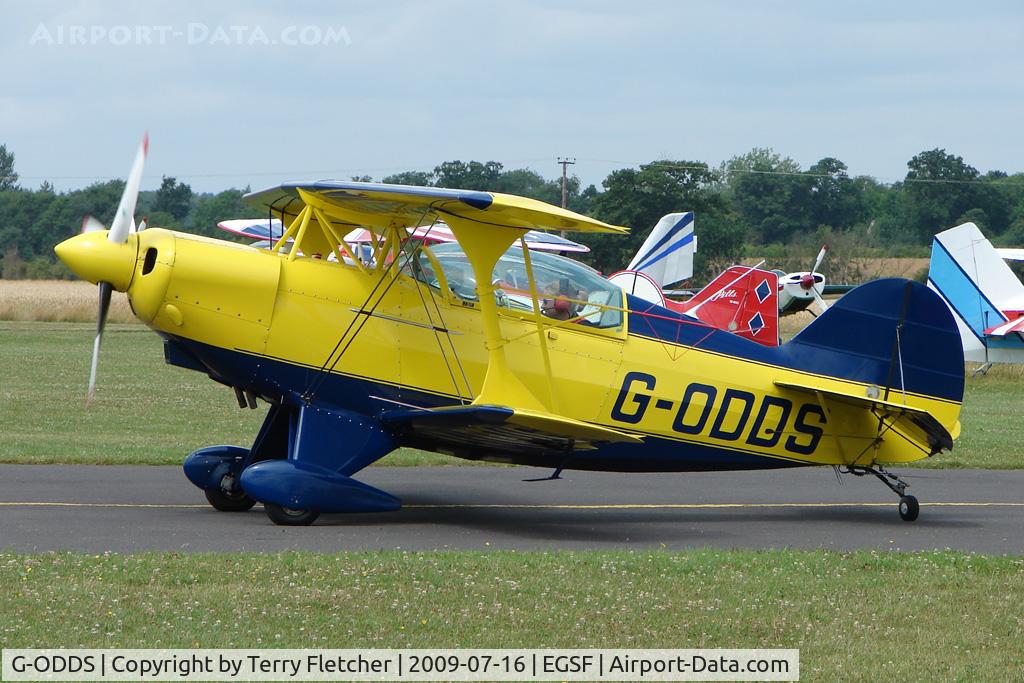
898,495,920,522
265,503,320,526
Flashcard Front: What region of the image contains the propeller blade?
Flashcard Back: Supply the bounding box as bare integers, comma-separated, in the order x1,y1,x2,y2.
81,215,106,234
87,281,113,404
136,216,148,233
108,132,148,244
810,244,828,275
811,286,830,315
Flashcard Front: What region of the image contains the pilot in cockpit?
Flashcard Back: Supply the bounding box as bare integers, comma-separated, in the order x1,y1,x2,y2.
541,276,580,321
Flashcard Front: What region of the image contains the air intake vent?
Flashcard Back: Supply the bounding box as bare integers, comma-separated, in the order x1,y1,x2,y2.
142,247,157,275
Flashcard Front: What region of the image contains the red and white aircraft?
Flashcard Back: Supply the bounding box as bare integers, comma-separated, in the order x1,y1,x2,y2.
608,213,780,346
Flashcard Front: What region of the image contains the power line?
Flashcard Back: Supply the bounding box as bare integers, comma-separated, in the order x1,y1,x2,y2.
4,157,556,183
578,158,1024,187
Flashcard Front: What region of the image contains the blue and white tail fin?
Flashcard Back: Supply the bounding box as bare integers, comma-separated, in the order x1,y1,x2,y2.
927,222,1024,363
626,212,696,288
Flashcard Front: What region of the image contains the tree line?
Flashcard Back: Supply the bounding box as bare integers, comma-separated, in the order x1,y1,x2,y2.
2,142,1023,283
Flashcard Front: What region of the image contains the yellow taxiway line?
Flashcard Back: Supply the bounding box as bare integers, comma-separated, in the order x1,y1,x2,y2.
0,501,1022,510
0,502,208,508
409,502,1024,509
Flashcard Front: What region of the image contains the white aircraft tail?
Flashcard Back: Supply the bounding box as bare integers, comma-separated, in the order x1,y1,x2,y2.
928,222,1024,363
626,212,696,287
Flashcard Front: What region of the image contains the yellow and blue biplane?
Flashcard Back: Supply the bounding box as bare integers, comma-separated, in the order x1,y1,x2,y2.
55,138,965,525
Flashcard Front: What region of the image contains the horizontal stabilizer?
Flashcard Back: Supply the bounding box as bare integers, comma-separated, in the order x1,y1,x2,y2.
382,404,641,460
774,380,956,456
996,248,1024,262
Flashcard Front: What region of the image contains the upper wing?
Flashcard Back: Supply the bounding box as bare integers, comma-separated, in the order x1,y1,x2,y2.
245,181,628,235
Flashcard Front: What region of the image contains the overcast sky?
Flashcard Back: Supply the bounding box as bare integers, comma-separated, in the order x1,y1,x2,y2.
3,0,1023,193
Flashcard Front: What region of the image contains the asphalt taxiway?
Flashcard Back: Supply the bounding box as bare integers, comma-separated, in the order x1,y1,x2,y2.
1,464,1022,553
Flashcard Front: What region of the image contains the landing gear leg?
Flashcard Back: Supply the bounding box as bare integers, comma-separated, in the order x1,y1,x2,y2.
238,403,401,527
845,465,919,522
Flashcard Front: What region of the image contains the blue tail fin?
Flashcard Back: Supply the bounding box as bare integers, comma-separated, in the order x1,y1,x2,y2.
786,279,964,402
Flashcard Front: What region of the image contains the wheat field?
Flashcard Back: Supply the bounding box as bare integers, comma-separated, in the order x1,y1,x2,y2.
0,280,136,323
1,280,824,333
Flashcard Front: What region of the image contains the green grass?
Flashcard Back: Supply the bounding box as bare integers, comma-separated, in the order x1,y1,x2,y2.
0,321,451,466
2,323,1023,681
1,550,1022,680
2,321,1023,467
916,363,1024,469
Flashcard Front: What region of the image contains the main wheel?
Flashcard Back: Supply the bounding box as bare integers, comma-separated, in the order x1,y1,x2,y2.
265,502,320,526
898,495,920,522
204,484,256,512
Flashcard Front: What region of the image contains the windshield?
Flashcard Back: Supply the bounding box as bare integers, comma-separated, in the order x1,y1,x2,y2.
411,241,623,329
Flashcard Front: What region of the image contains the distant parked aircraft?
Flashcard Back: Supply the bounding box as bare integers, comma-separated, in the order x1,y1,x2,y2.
928,222,1024,371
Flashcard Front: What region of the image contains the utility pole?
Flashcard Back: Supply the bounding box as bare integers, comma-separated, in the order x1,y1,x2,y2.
557,157,575,237
557,157,576,209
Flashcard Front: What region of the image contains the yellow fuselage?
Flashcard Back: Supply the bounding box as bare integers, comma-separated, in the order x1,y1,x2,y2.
99,228,962,471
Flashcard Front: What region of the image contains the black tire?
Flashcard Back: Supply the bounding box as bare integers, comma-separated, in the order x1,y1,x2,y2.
265,502,320,526
204,486,257,512
898,495,920,522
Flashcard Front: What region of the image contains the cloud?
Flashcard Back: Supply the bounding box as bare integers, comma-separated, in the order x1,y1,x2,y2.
3,0,1023,191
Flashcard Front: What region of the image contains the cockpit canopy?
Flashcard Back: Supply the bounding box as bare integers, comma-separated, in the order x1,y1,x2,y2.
408,242,623,329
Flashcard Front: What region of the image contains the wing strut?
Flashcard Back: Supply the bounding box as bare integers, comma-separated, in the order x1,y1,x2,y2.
444,216,552,412
300,216,436,403
519,237,558,411
402,236,474,404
